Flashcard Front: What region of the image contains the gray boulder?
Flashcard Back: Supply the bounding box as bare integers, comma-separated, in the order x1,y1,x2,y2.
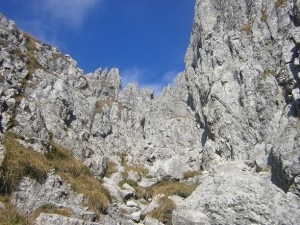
175,162,300,225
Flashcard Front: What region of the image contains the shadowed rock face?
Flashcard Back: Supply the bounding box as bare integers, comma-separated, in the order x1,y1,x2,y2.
0,0,300,224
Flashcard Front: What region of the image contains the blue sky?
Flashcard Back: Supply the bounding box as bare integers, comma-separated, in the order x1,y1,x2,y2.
2,0,195,93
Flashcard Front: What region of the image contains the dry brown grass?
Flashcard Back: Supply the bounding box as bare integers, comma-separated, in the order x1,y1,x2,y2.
0,204,32,225
144,181,197,225
104,161,118,178
121,154,148,176
148,196,176,225
0,39,7,47
31,204,72,219
0,133,50,194
0,133,111,218
260,69,276,79
23,33,40,76
261,7,267,22
45,143,111,216
149,181,197,198
127,180,198,201
183,170,202,179
0,196,32,225
275,0,285,8
240,21,252,34
93,98,113,114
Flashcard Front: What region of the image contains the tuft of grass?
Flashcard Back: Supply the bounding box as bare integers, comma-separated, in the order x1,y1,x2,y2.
104,161,118,178
260,69,276,79
240,20,252,34
24,33,39,77
147,196,176,225
127,180,197,201
0,133,111,218
0,133,50,194
0,39,7,47
121,154,148,177
275,0,285,8
149,181,197,199
31,204,72,219
183,170,202,179
50,53,62,62
0,196,32,225
261,7,267,22
44,143,111,216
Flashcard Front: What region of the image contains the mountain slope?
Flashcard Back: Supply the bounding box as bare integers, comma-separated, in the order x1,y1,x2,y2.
0,0,300,224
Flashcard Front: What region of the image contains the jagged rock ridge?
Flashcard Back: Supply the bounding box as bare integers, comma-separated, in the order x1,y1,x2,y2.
0,0,300,224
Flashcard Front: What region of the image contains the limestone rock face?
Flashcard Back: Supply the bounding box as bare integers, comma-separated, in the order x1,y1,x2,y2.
174,162,300,225
183,0,300,196
12,173,96,221
0,0,300,223
36,213,100,225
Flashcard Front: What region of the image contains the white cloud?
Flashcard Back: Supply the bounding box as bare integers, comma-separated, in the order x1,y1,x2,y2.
162,70,178,86
20,20,61,47
38,0,102,27
121,67,145,88
121,67,179,95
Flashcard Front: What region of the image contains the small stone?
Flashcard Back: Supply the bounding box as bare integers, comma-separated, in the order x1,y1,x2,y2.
127,170,141,182
172,209,210,225
131,211,141,222
126,200,140,208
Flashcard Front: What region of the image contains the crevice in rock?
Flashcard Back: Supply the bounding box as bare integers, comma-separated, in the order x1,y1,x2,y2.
187,93,195,111
271,151,294,193
140,117,145,130
100,126,113,139
64,110,76,128
290,0,300,26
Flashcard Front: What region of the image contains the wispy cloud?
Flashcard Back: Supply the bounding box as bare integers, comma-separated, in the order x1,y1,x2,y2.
19,0,103,48
29,0,102,28
162,70,178,86
121,67,179,95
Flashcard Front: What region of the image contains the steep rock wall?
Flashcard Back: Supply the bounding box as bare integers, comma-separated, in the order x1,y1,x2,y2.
183,0,300,196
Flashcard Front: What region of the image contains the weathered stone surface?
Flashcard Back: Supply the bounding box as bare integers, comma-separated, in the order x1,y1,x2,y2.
175,162,300,225
11,173,96,221
36,213,100,225
183,0,300,196
144,217,164,225
172,209,210,225
1,0,300,223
